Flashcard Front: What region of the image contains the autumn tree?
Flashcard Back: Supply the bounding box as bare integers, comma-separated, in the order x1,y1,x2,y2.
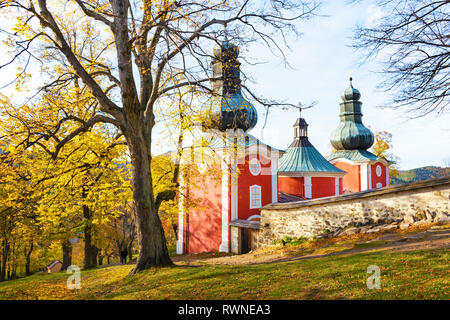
0,0,320,272
0,142,40,280
371,130,399,180
1,86,132,271
353,0,449,116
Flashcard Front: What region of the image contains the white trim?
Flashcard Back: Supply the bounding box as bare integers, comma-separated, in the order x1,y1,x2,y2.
249,158,261,176
304,176,312,199
368,164,372,189
386,166,390,187
230,161,238,221
249,185,262,209
360,164,368,191
247,215,261,221
335,177,339,196
271,158,278,203
375,165,382,177
176,168,185,254
219,160,230,252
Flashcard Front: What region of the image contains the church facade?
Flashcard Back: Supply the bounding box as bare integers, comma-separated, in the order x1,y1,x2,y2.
176,41,389,255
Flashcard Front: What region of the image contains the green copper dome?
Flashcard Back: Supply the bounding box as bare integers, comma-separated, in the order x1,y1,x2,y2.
330,78,374,150
279,117,345,175
202,41,258,132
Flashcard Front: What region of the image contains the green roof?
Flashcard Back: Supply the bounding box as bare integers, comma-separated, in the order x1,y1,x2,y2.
278,138,345,174
326,149,379,162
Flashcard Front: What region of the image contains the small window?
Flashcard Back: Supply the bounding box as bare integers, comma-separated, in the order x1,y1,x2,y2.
249,158,261,176
249,185,262,209
376,165,382,177
376,182,383,189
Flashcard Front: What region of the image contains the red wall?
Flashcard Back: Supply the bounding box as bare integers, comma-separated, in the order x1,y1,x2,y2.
333,161,361,193
185,165,223,253
278,176,305,198
370,162,387,189
237,154,273,221
311,177,336,198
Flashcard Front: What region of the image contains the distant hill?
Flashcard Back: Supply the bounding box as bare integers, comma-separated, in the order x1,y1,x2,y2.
391,166,450,185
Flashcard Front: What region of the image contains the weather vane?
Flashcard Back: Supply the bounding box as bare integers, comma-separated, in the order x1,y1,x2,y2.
297,101,317,119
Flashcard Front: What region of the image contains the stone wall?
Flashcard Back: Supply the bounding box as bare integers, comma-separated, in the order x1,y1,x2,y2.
258,176,450,248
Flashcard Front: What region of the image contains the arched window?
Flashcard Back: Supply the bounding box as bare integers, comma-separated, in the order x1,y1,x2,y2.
249,185,262,209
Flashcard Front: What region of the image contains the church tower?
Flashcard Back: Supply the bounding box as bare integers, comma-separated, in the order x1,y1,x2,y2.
278,113,345,199
327,78,389,193
177,41,279,255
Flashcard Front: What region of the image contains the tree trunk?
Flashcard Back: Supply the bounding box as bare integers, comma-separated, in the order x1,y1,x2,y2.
0,239,9,282
127,239,133,263
83,203,97,269
127,134,172,274
25,241,33,275
61,240,72,270
98,249,103,266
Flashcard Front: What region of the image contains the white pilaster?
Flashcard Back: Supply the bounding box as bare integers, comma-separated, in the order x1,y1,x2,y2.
230,160,238,221
386,166,390,187
271,158,278,203
360,163,368,191
219,159,230,252
304,176,312,199
335,177,339,196
176,166,185,254
368,164,372,189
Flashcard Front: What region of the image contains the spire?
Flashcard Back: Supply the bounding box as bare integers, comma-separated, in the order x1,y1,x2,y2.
330,77,374,150
279,116,344,175
202,40,258,132
293,106,308,139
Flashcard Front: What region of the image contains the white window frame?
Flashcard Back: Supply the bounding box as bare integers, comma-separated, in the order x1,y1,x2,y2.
376,165,382,177
249,185,262,209
249,158,261,176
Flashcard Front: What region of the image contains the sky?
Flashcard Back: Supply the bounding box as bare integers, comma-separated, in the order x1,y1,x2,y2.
230,0,450,170
1,1,449,170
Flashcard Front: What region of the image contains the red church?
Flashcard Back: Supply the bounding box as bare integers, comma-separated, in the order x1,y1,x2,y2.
176,42,389,255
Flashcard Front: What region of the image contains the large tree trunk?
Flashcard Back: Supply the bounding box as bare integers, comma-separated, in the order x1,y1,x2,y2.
83,202,98,269
0,239,9,282
127,134,172,274
61,240,72,270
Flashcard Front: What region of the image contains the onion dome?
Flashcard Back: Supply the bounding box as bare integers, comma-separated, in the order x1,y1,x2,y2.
202,41,258,132
278,116,345,175
330,78,374,150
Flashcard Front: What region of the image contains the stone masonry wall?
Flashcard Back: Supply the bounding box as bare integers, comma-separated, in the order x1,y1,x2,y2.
258,176,450,248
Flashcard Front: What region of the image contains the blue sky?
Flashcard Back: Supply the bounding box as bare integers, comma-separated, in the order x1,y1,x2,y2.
1,1,448,170
231,0,450,170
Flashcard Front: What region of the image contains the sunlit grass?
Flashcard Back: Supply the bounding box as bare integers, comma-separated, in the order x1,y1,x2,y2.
0,248,448,300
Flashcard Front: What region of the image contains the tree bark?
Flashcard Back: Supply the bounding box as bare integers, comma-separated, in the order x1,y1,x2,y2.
0,239,9,282
127,134,173,274
25,241,33,275
61,240,72,270
83,202,97,269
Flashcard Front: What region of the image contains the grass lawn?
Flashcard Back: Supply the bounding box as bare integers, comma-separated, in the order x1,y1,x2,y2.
0,248,448,300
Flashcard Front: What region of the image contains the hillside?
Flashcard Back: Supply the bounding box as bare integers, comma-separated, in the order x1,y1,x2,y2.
391,166,450,185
